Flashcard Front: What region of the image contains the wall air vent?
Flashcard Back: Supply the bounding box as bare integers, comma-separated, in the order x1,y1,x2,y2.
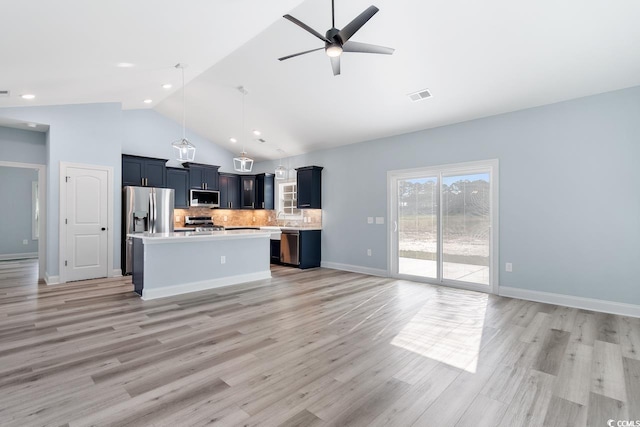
257,138,266,143
0,90,10,97
408,88,432,102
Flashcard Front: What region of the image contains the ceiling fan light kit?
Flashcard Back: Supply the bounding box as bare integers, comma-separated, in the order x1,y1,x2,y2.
279,0,394,76
172,63,196,162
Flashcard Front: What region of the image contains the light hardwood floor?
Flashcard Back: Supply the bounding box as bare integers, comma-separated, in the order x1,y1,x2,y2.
0,259,638,426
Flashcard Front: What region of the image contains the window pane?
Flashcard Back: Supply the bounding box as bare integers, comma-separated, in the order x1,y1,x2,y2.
398,177,438,279
442,173,490,285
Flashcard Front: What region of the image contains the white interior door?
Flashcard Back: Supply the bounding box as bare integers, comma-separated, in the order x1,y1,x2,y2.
65,166,109,281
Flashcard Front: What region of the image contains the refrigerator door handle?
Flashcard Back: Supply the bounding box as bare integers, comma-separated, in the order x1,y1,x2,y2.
149,191,155,232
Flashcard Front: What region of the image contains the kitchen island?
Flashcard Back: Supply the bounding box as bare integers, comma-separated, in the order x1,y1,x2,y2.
130,229,273,300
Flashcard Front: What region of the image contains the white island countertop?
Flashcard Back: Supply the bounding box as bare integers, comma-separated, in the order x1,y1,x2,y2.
129,229,272,244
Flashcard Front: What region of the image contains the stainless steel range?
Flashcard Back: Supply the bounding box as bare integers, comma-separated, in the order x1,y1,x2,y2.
184,216,225,232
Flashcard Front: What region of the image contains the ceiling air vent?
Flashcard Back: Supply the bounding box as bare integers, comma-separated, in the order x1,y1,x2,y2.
0,90,10,97
408,88,432,102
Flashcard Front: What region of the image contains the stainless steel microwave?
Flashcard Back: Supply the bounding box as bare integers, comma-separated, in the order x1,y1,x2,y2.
189,189,220,207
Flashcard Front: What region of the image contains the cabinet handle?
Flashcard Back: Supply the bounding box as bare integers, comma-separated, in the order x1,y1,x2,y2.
299,203,310,207
229,202,232,208
142,178,144,186
262,202,265,208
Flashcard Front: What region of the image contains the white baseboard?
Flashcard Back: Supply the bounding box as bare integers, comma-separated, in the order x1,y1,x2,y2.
141,271,272,300
321,261,388,278
44,273,60,285
0,252,38,261
111,269,122,278
499,286,640,318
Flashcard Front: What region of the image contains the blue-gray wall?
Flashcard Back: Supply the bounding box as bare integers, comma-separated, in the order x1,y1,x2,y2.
0,103,123,277
0,166,39,256
122,109,236,171
0,126,46,164
255,85,640,305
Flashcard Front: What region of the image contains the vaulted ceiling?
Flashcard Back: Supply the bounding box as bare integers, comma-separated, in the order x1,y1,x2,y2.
2,0,640,160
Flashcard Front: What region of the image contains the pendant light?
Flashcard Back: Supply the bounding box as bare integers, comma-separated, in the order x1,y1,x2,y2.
171,63,196,162
233,86,253,172
275,148,287,179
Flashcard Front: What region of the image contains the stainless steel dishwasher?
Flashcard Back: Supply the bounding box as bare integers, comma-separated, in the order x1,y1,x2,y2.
280,230,299,266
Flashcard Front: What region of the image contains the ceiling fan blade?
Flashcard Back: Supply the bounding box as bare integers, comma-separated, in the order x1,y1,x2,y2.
337,6,379,43
342,41,394,55
278,47,324,61
283,14,331,44
330,56,341,76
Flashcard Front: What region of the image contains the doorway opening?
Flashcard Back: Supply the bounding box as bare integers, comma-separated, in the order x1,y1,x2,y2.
0,161,47,281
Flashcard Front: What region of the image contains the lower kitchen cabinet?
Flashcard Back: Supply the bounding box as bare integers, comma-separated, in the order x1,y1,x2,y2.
299,230,321,269
270,240,281,264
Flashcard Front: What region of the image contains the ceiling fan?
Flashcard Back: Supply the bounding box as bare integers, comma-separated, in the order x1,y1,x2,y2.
278,0,394,76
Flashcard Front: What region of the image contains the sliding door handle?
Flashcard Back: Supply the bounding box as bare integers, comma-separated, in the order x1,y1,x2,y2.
393,221,398,233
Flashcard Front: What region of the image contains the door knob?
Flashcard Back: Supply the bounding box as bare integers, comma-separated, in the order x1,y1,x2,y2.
101,227,106,231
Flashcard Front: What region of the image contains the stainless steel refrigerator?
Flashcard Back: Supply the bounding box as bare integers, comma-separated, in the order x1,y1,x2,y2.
123,186,174,274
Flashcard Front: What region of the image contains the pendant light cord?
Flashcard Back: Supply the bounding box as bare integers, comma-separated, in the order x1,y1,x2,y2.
241,90,246,154
181,65,186,140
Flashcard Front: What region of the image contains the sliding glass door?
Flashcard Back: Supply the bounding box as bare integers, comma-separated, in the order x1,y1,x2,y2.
389,161,498,293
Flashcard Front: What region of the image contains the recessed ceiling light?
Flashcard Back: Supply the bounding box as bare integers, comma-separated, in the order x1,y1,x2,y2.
162,83,173,89
21,94,35,100
143,99,153,104
117,62,134,68
229,138,237,143
252,130,261,136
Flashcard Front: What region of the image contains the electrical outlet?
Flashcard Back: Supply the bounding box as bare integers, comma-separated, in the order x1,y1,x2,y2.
367,249,372,256
175,215,181,222
375,217,384,225
253,217,256,222
221,256,226,264
223,216,227,222
505,262,513,272
23,239,28,245
268,216,271,222
367,217,373,224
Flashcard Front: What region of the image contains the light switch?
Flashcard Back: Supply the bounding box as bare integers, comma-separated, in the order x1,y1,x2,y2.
375,217,384,224
367,217,374,224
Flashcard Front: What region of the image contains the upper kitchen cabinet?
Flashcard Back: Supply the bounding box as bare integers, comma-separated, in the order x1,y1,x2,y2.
296,166,323,209
182,163,220,191
219,173,240,209
255,173,274,210
240,175,255,209
122,155,167,187
166,167,189,208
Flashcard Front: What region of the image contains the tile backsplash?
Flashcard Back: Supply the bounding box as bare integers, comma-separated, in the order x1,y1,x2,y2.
174,208,322,228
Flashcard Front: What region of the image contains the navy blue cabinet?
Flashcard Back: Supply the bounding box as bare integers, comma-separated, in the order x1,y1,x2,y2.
166,167,189,208
183,163,220,190
299,230,321,269
296,166,322,209
240,175,255,209
122,155,167,187
219,173,240,209
255,173,274,210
